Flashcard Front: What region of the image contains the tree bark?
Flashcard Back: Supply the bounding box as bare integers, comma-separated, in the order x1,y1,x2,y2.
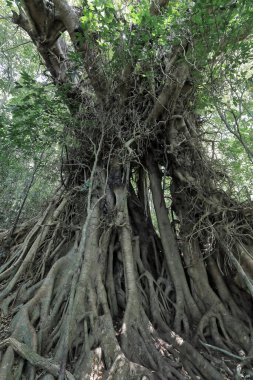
1,1,253,379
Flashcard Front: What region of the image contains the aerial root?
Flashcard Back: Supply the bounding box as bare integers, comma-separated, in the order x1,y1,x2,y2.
201,340,253,379
96,315,157,380
195,302,251,355
0,194,70,303
0,247,76,379
0,181,252,380
0,338,75,380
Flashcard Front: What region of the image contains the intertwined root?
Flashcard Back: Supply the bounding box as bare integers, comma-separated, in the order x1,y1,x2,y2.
0,169,252,380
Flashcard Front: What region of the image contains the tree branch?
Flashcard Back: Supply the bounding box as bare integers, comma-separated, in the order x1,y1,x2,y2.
150,0,170,15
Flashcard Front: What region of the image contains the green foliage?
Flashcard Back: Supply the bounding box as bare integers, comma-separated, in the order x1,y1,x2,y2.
79,0,190,72
0,68,68,225
0,73,67,227
199,67,253,200
189,0,253,65
1,73,68,154
188,0,253,200
0,6,67,227
0,150,59,228
218,136,253,200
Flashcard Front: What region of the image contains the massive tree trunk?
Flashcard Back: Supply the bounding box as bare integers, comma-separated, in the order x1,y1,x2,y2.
0,1,253,379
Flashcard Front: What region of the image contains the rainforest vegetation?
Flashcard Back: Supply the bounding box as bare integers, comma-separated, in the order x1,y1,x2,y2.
0,0,253,379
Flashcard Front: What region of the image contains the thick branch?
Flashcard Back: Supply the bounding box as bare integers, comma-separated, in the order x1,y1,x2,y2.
150,0,170,15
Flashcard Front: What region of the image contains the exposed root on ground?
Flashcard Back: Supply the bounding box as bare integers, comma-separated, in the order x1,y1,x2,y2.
0,164,252,380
